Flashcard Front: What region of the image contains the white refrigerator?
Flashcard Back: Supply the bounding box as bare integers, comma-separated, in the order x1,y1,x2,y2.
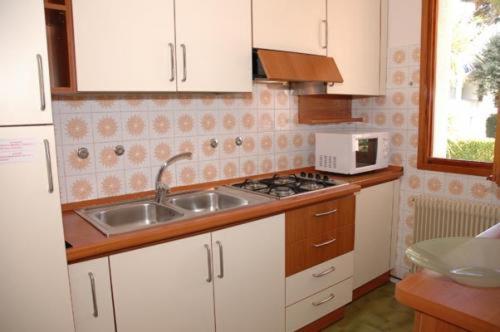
0,0,75,331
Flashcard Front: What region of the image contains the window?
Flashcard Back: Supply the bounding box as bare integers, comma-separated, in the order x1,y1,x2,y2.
418,0,500,184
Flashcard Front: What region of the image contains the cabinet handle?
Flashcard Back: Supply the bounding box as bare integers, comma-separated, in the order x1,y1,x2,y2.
216,241,224,279
204,244,213,283
321,20,328,49
314,209,337,217
168,43,175,82
313,238,336,248
180,44,187,82
312,266,336,278
88,272,99,318
43,139,54,193
312,293,335,306
36,54,46,111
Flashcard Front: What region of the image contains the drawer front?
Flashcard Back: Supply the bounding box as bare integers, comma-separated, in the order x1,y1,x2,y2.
286,252,353,306
286,196,354,243
286,277,353,332
286,223,354,276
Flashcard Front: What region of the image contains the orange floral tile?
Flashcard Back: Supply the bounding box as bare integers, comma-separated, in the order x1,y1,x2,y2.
70,179,93,200
101,175,121,196
66,117,88,140
99,147,118,168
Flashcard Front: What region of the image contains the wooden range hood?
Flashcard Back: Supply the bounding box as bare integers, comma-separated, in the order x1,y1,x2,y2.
255,49,343,84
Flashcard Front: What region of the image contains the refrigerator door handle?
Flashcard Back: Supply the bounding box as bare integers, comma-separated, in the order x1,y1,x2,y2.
43,139,54,193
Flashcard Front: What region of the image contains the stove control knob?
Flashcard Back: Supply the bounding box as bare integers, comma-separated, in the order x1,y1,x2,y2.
307,173,313,178
323,175,330,182
300,172,306,177
315,173,321,180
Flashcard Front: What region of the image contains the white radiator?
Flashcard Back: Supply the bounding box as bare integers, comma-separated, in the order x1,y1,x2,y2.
413,195,500,242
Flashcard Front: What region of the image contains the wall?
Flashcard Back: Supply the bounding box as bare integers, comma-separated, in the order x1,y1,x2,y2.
351,0,500,279
53,84,359,203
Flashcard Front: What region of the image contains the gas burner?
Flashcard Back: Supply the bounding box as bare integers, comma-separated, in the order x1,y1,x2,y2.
299,182,325,191
242,180,268,191
268,186,296,197
230,172,347,199
271,175,298,186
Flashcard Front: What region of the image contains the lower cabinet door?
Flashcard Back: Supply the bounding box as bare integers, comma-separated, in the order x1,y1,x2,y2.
212,214,285,332
68,257,115,332
110,233,215,332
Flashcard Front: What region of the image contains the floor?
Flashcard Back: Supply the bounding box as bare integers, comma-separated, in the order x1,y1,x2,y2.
324,282,414,332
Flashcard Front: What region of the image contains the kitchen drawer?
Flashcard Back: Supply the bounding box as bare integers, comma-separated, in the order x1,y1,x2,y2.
286,196,354,243
286,223,354,276
286,277,353,332
286,252,353,306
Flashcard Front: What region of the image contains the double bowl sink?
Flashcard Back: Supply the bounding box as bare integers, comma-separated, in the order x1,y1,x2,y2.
76,187,272,236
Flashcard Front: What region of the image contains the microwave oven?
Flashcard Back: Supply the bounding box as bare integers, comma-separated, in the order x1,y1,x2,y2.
315,130,390,175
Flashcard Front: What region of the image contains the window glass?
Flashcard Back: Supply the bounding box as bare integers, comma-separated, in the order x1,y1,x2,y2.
432,0,498,162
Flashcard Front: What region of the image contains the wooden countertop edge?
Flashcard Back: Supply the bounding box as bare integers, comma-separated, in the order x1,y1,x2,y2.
395,274,499,332
65,183,361,263
395,223,500,331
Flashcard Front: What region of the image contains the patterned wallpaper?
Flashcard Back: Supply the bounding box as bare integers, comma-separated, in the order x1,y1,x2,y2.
52,84,361,204
351,44,500,279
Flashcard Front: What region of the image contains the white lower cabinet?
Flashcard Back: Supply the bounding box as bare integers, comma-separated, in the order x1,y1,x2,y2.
68,258,115,332
354,180,399,289
286,252,353,307
213,214,285,332
286,277,353,332
285,252,353,331
110,214,285,332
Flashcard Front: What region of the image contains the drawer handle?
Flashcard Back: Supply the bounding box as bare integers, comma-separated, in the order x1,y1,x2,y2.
314,209,337,217
313,238,336,248
312,266,336,278
312,293,335,306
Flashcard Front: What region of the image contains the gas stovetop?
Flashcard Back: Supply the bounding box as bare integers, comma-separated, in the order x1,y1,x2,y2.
230,172,348,199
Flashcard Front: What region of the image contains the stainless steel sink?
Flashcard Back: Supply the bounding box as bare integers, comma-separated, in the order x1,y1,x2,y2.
168,190,248,213
76,187,273,237
76,201,184,236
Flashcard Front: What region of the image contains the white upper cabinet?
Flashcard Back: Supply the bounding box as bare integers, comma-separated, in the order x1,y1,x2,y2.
212,214,285,332
327,0,388,95
252,0,327,56
72,0,251,92
73,0,176,92
175,0,252,92
0,0,53,125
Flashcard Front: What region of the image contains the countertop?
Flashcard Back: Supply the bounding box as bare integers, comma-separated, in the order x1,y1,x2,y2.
63,166,403,263
395,223,500,332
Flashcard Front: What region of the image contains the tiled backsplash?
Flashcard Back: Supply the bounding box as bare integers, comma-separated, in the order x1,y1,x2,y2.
53,84,362,203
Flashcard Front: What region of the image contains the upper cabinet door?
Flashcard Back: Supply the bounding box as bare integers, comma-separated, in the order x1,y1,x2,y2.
212,214,285,332
175,0,252,92
327,0,388,96
253,0,327,56
0,0,53,125
72,0,176,92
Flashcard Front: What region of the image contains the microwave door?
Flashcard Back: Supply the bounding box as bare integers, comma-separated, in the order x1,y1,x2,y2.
355,138,378,169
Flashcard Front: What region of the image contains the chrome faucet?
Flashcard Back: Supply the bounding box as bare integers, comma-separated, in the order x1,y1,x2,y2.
155,152,192,203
